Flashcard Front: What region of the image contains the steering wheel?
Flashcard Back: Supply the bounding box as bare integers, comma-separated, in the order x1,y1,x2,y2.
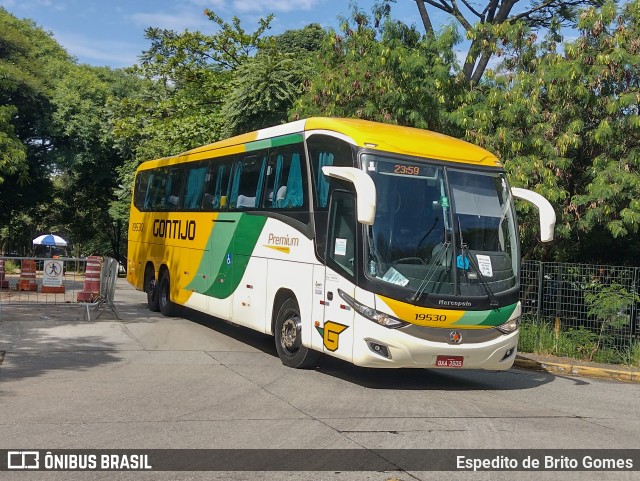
392,257,427,266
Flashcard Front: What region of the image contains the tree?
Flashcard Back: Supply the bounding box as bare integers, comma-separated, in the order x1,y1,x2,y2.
291,7,458,130
293,7,462,132
449,1,640,261
0,7,72,240
222,24,326,135
110,9,280,231
375,0,603,83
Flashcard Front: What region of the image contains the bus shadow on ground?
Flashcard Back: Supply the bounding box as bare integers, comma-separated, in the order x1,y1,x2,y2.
180,306,563,392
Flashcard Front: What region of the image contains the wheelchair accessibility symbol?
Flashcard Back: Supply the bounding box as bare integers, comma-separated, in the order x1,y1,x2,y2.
226,254,232,265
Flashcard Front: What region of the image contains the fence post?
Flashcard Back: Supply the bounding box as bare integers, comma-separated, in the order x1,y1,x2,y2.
536,261,544,351
632,267,639,339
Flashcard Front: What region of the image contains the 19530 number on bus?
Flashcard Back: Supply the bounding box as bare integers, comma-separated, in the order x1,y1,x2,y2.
415,313,447,322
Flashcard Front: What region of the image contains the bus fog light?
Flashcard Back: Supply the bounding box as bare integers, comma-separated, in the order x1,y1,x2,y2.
367,341,391,359
501,347,516,361
496,317,519,334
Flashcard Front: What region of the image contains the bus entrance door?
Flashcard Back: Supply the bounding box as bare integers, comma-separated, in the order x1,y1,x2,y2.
322,191,357,362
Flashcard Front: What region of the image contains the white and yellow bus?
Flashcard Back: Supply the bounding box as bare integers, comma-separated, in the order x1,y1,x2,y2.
127,117,555,370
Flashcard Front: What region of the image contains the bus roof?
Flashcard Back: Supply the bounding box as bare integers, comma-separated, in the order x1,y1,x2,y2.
139,117,501,170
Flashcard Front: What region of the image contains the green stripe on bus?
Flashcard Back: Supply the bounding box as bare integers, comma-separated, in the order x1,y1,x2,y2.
245,139,271,152
271,133,303,147
246,133,303,152
200,214,267,299
452,303,517,327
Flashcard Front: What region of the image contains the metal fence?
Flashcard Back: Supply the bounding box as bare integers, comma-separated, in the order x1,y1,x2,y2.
0,257,89,305
520,260,640,360
0,256,120,321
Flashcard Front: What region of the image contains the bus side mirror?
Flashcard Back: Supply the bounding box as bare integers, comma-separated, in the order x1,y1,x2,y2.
511,187,556,242
322,166,376,225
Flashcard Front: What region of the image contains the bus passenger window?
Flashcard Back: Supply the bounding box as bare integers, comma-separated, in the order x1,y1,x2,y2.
133,171,151,211
230,152,267,209
203,161,231,211
163,167,185,211
307,134,355,209
264,144,307,210
145,171,167,210
183,164,208,210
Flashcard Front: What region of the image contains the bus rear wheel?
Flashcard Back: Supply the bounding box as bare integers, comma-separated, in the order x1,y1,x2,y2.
158,270,178,317
145,266,160,312
274,298,320,369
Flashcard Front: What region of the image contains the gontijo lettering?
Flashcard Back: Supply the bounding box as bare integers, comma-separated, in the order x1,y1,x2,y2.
152,219,196,240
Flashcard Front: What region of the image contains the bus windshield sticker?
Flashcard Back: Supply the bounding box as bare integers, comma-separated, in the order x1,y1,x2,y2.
335,238,347,256
382,267,410,287
476,255,493,277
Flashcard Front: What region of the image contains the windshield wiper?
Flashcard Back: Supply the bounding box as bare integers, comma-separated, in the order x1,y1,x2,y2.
457,219,499,307
408,240,451,302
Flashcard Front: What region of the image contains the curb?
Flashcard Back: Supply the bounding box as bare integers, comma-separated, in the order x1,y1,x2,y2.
514,356,640,383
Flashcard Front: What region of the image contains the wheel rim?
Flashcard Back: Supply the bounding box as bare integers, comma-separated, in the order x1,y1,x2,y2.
280,315,301,355
147,278,156,299
159,280,168,308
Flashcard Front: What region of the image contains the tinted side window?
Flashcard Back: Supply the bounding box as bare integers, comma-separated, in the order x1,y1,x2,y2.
230,151,268,210
263,143,308,210
202,157,233,211
327,191,357,279
133,170,151,211
162,167,186,211
183,162,209,210
143,169,168,211
307,134,355,209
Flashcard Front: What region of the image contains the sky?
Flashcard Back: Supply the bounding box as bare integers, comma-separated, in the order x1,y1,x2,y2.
0,0,429,68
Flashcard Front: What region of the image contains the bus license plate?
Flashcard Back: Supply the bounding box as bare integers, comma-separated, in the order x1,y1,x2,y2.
436,356,464,368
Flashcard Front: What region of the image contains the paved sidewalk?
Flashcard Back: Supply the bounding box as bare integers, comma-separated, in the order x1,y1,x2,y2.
514,353,640,383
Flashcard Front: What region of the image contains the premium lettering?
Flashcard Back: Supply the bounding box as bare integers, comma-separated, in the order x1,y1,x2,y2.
152,219,196,240
267,233,299,246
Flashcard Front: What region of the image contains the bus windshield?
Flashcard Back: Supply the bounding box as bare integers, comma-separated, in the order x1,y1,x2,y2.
364,154,519,301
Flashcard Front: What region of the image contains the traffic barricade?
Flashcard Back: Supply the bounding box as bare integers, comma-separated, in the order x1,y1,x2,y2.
0,259,8,289
18,259,38,291
77,256,102,302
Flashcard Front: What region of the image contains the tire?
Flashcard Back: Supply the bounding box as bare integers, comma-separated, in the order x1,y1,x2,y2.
274,298,320,368
158,270,178,317
145,266,160,312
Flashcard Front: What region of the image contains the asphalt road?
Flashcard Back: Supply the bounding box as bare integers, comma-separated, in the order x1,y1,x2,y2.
1,280,639,481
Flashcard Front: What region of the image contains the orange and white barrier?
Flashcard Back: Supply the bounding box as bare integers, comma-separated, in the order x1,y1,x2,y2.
18,259,38,291
0,259,8,289
77,256,102,302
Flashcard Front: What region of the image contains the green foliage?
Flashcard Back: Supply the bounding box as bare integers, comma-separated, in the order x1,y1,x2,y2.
222,52,312,136
0,105,26,183
0,7,72,230
448,1,640,259
519,317,640,366
270,23,325,53
293,7,462,132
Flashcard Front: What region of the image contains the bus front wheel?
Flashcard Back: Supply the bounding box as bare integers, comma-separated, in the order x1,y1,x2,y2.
158,270,178,317
274,298,320,369
145,267,160,312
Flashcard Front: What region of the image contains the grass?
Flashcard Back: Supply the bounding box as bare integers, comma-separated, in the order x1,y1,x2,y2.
519,316,640,367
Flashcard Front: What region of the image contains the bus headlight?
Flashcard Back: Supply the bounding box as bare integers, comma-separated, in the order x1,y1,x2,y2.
338,289,409,329
496,317,520,334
